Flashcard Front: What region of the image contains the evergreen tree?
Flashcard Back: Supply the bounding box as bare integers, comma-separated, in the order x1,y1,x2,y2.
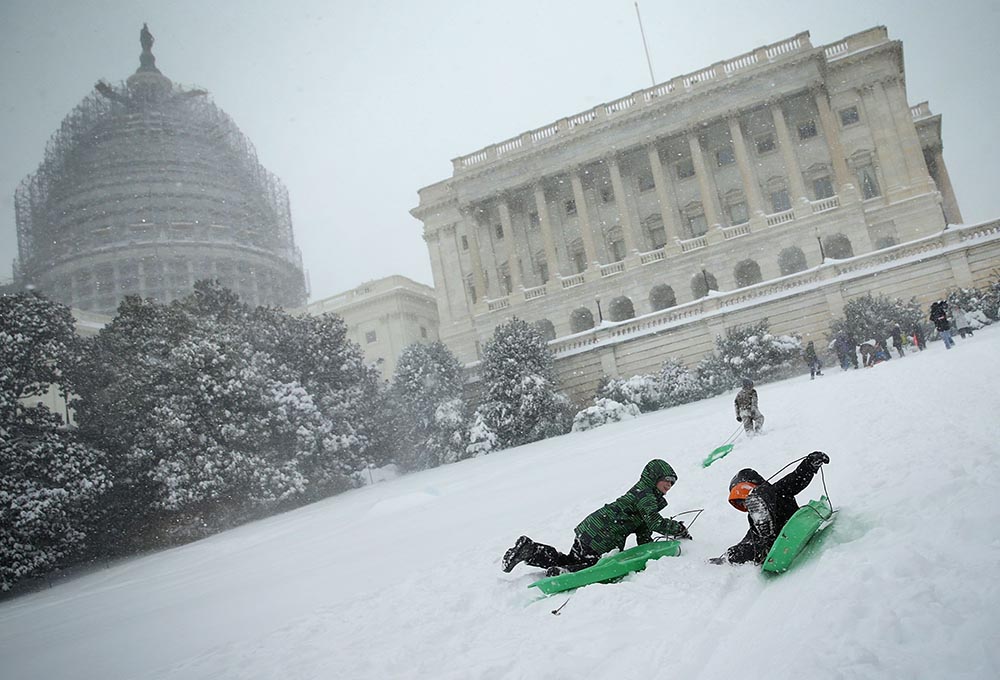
713,320,802,382
476,317,568,450
0,293,110,590
390,342,468,470
596,374,662,413
658,358,702,406
830,293,923,344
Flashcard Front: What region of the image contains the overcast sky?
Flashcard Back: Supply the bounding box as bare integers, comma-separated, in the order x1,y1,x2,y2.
1,0,997,301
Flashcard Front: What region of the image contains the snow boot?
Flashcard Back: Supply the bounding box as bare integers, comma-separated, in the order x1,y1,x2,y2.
545,566,566,578
502,535,534,572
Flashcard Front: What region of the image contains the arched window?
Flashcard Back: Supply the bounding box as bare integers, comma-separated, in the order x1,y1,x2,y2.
608,296,635,321
649,284,677,311
533,319,556,342
824,234,854,259
734,259,763,288
570,307,595,333
691,270,718,299
778,247,808,276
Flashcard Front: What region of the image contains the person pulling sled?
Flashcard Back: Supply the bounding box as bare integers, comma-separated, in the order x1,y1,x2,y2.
734,378,764,434
501,460,691,577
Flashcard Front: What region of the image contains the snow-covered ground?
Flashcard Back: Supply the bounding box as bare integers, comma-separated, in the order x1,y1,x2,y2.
2,330,999,680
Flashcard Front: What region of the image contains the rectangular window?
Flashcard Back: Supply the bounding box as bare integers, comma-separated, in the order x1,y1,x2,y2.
813,176,834,200
728,202,749,225
648,226,666,250
494,223,504,240
528,211,540,228
676,158,695,179
461,235,469,250
858,164,881,199
755,134,776,154
600,186,615,203
688,214,708,237
716,146,736,166
365,330,377,344
770,189,791,213
638,173,655,192
839,106,860,127
564,199,577,216
573,250,587,273
610,239,626,262
797,120,817,140
420,326,428,339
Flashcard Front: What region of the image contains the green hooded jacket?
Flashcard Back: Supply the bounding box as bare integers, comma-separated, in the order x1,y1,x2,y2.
574,459,685,555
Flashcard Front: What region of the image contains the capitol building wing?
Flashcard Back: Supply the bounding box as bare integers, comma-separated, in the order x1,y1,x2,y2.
412,27,962,364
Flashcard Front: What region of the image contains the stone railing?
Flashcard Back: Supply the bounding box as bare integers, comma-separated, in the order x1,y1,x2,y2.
721,223,751,239
811,195,840,213
678,235,708,253
910,102,931,120
599,261,627,277
451,30,839,173
639,248,666,265
486,297,510,312
560,273,586,289
766,209,795,227
524,284,548,300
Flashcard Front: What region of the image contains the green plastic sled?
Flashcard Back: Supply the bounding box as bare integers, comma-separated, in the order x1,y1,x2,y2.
528,540,682,595
761,497,836,574
702,443,735,468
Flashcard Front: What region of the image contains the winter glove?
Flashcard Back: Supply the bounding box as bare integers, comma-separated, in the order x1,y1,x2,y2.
672,522,692,540
736,416,742,422
806,451,830,468
708,556,727,565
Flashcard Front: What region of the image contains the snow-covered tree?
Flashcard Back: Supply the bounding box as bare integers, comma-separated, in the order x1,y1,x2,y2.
713,320,802,383
390,342,468,470
0,293,110,590
658,358,702,406
571,398,641,432
597,374,662,413
695,354,736,397
476,317,569,450
830,293,923,345
947,287,997,325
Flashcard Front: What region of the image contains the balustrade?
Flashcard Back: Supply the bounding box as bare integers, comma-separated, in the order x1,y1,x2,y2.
766,209,795,227
721,223,751,239
639,248,666,265
599,261,626,277
810,196,840,214
560,273,585,288
677,235,708,253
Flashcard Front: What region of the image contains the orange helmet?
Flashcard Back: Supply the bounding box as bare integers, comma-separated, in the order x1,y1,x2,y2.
728,481,757,511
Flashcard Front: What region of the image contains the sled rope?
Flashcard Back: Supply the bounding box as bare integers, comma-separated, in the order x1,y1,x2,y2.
767,456,836,520
551,594,573,616
668,508,705,530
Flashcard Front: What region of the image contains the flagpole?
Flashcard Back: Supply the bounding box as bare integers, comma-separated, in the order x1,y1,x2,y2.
634,2,656,86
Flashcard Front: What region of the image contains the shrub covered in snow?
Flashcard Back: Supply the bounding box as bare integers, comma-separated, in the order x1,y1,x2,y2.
947,286,998,325
830,293,924,346
571,398,641,432
0,293,110,590
658,358,703,407
713,320,802,383
597,374,663,413
474,317,569,451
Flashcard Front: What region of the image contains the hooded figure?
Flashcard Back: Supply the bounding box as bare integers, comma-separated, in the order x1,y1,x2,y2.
502,459,690,576
710,452,829,565
734,378,765,433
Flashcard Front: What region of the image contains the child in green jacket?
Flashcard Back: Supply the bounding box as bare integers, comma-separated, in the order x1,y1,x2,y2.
501,459,691,577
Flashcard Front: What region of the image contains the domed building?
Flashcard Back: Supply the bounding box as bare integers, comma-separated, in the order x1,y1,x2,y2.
14,24,306,313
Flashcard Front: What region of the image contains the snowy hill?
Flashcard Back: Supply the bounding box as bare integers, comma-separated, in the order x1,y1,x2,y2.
2,331,999,680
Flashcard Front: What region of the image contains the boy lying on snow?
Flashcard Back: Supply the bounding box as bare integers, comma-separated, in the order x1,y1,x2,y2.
709,451,830,565
501,459,692,577
500,452,831,575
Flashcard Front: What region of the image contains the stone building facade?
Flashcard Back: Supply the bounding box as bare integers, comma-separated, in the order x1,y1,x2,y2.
306,275,440,380
412,27,962,364
13,26,306,315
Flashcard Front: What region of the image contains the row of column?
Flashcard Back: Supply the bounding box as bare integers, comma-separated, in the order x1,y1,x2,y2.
456,89,861,302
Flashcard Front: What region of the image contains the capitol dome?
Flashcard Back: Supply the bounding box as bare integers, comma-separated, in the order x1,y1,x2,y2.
14,24,307,313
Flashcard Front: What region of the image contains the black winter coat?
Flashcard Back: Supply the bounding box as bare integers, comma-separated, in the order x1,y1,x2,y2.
726,459,821,564
930,302,951,332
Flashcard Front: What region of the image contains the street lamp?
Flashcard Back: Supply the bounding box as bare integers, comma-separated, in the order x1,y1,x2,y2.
595,296,604,323
700,264,711,296
815,228,826,262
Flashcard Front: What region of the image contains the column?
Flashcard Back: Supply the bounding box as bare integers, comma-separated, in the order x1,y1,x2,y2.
771,102,811,217
606,154,642,259
813,89,858,201
882,78,936,192
570,171,601,271
859,83,909,199
460,209,487,303
728,116,766,228
932,147,963,224
423,229,454,321
646,143,683,253
533,183,561,279
496,197,522,294
687,131,723,243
